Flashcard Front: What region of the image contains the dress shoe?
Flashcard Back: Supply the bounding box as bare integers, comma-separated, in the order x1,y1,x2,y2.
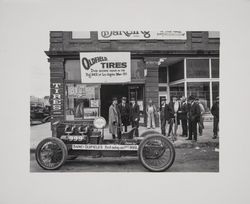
186,138,192,140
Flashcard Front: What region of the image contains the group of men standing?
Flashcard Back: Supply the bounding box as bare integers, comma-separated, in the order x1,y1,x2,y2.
160,95,219,142
108,97,140,139
108,94,219,141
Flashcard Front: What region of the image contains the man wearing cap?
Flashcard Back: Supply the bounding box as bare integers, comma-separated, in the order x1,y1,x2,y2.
118,97,130,132
187,95,201,142
108,97,122,139
160,98,168,136
130,97,140,137
211,96,219,139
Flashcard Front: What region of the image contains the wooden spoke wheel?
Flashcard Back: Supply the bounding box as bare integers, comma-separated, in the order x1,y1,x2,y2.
138,134,175,172
35,137,68,170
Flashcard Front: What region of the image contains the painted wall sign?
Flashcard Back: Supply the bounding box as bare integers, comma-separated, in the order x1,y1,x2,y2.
80,52,131,83
51,83,63,115
98,31,186,40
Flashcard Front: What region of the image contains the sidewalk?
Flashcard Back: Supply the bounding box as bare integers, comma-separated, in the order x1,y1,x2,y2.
30,121,219,152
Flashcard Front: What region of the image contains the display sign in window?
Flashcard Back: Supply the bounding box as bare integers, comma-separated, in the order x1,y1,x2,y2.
65,84,100,121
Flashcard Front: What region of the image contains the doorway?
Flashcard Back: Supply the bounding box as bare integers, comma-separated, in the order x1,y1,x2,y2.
100,84,129,121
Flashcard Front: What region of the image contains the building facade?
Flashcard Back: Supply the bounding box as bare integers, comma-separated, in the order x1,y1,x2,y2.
45,31,220,127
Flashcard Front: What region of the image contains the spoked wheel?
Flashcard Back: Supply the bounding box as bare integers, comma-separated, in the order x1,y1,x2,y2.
35,137,68,170
138,134,175,172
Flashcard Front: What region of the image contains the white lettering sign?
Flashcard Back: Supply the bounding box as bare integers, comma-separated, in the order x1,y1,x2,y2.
98,31,186,40
80,52,131,83
52,83,62,112
72,144,138,151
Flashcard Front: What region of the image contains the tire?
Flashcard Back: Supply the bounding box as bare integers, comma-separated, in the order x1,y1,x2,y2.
140,130,160,138
138,134,175,172
35,137,68,170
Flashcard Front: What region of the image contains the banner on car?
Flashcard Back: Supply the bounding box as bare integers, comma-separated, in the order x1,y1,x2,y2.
98,31,186,40
80,52,131,83
72,144,138,151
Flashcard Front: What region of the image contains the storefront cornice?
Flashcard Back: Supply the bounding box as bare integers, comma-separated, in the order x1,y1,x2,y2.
45,50,219,58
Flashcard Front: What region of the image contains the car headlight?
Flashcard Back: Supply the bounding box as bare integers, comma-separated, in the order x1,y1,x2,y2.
93,117,106,129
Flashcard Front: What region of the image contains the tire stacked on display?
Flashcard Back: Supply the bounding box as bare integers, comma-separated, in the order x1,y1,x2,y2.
138,134,175,172
35,137,68,170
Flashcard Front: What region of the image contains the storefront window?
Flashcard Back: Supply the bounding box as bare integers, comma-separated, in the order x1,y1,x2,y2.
187,82,210,111
169,60,184,82
186,59,209,78
159,66,167,83
211,59,219,78
65,83,100,121
169,83,184,98
212,82,219,105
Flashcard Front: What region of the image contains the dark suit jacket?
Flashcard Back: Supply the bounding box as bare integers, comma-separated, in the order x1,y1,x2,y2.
178,102,188,120
211,102,219,119
118,103,130,125
167,101,175,119
188,102,201,122
130,103,140,122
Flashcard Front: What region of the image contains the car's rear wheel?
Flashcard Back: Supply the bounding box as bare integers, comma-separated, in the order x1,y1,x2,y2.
35,137,68,170
138,134,175,172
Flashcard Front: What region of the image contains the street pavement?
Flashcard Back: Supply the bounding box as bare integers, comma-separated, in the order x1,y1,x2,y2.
30,147,219,172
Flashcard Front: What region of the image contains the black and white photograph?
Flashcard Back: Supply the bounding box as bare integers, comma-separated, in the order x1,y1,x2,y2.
30,30,220,172
1,0,250,204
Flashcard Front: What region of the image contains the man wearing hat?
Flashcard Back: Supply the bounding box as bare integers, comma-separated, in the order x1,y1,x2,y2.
108,97,122,139
130,97,140,137
118,97,130,132
211,96,219,139
160,97,168,136
187,95,201,142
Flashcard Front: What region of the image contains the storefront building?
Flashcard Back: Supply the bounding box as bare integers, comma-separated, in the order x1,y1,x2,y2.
45,31,220,127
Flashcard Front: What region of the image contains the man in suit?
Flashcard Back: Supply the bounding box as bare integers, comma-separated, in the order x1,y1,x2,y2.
130,97,140,137
187,95,201,142
167,96,180,136
211,96,219,139
178,96,188,137
160,98,168,136
118,97,130,132
108,97,122,140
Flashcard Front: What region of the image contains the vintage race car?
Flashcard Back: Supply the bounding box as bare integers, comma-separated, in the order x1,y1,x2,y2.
35,117,175,172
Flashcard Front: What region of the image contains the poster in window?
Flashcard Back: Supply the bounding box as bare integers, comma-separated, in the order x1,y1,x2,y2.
74,98,89,120
90,99,99,107
83,108,99,119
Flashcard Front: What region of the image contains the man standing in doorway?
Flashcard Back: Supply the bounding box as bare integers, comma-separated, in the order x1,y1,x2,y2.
211,96,219,139
108,97,122,140
187,95,201,142
130,97,140,137
118,97,130,132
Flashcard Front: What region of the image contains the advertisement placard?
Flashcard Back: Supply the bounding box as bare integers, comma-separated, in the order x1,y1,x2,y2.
98,31,186,40
80,52,131,83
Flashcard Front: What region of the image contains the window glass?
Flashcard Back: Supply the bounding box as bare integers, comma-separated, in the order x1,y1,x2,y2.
169,83,184,98
169,60,184,82
65,83,100,121
211,59,219,78
159,67,167,83
65,60,81,81
187,82,210,111
186,59,209,78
